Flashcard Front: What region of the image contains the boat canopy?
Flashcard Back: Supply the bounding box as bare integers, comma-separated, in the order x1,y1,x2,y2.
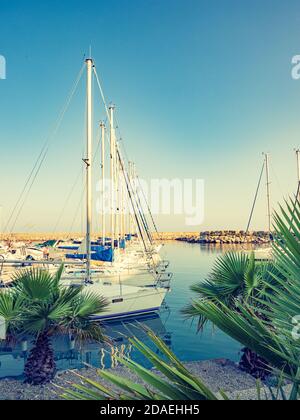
66,246,114,262
36,240,58,248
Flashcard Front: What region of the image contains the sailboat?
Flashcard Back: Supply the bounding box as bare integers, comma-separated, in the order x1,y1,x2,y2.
61,57,170,273
0,57,171,317
242,153,273,261
0,243,44,266
242,150,300,262
61,57,171,320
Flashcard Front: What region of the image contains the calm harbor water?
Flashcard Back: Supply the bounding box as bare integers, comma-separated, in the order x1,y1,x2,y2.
0,242,242,379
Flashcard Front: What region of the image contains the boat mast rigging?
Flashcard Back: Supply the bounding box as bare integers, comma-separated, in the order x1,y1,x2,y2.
109,105,116,257
264,153,272,235
100,121,106,245
85,58,93,283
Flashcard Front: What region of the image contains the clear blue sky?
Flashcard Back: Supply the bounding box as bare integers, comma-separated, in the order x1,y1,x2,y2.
1,0,300,232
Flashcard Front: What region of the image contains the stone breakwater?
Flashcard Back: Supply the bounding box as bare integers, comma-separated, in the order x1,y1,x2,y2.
0,231,270,245
0,232,194,242
176,231,271,245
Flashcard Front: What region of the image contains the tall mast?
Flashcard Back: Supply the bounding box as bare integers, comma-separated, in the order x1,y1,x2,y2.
115,140,120,246
118,158,122,243
109,105,115,255
100,122,106,245
264,153,272,235
85,58,93,282
121,166,125,242
128,161,132,236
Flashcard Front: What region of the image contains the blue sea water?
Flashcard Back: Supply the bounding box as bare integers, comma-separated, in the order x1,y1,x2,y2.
0,242,242,379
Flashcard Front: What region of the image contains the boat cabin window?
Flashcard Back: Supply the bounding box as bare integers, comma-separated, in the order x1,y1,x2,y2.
112,298,123,304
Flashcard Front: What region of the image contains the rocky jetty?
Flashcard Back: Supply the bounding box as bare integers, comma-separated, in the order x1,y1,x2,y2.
176,231,271,245
0,231,271,245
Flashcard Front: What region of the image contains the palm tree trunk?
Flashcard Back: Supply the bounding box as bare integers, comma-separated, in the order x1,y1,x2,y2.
24,332,56,385
239,347,270,380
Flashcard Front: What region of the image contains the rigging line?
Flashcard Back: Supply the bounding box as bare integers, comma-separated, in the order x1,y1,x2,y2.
4,63,85,234
113,113,154,243
288,182,300,233
117,147,156,271
68,126,102,236
69,186,85,235
93,65,155,251
135,170,160,239
129,162,153,247
117,148,147,253
114,114,131,164
127,159,152,252
245,161,266,237
93,68,133,194
129,160,156,243
93,66,111,124
9,147,49,233
114,114,158,243
115,134,156,247
269,161,284,197
114,123,155,246
53,168,83,233
131,171,153,244
4,147,46,233
114,111,154,240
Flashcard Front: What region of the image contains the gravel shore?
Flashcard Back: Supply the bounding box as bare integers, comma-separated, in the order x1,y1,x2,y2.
0,359,261,401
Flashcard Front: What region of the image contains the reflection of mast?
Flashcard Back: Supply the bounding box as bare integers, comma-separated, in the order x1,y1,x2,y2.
100,348,105,370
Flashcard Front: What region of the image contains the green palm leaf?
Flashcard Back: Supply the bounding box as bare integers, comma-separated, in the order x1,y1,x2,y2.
184,198,300,398
63,329,222,401
0,265,107,385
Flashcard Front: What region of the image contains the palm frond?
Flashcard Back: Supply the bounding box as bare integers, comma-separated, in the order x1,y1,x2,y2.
72,291,109,319
0,291,25,335
244,253,259,298
12,268,57,302
2,266,107,341
63,330,222,401
185,198,300,390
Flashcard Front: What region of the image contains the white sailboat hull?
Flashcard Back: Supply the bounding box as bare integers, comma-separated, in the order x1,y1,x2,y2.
96,290,168,321
80,283,169,321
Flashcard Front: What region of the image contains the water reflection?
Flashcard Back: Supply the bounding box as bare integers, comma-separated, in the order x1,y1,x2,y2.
0,313,171,379
198,243,268,255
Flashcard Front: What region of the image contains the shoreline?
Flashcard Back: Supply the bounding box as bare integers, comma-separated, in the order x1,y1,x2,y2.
0,359,259,401
0,359,288,401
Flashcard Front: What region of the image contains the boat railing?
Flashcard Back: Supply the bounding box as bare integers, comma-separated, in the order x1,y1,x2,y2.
159,260,170,271
0,259,85,266
155,272,173,289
